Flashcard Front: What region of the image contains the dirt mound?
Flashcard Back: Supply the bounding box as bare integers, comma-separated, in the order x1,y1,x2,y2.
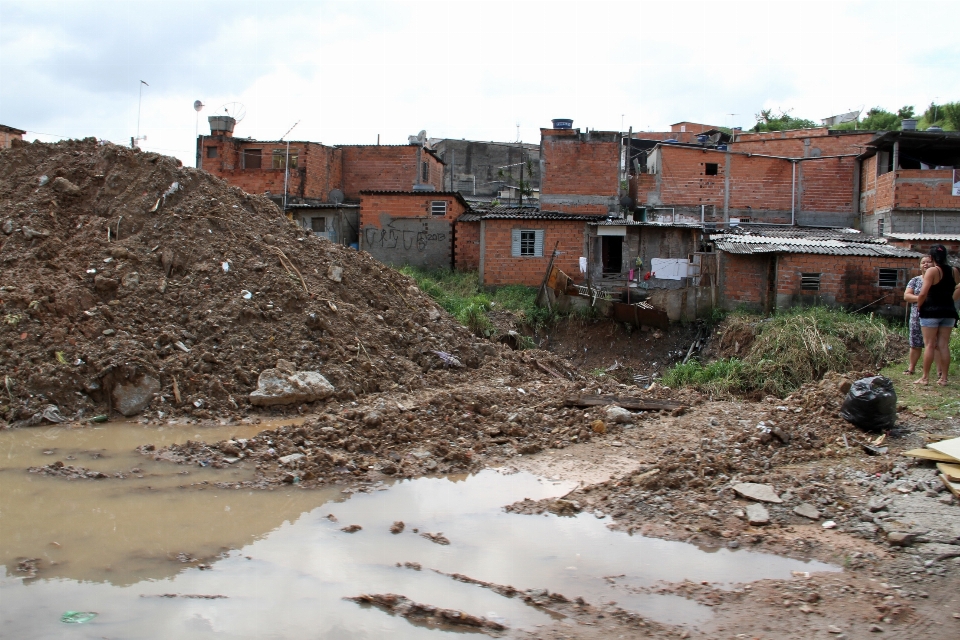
0,139,504,424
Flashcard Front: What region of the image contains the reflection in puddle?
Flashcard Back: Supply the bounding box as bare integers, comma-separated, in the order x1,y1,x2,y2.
0,424,838,638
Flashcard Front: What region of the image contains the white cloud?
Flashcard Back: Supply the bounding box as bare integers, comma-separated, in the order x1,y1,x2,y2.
1,0,958,165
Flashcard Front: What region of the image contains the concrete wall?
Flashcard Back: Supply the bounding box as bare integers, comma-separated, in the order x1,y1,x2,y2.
539,128,620,214
432,140,540,197
359,192,465,270
480,219,585,286
861,166,960,234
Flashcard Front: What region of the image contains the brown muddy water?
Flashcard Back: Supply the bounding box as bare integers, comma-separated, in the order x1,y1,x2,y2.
0,422,838,638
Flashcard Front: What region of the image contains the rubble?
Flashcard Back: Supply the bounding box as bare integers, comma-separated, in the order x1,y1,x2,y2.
345,593,507,632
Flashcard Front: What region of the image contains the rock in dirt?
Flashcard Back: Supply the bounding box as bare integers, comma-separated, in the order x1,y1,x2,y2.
51,176,81,196
390,521,405,534
793,503,821,520
746,503,770,525
886,531,916,546
249,365,335,407
605,405,634,424
733,482,783,504
341,524,362,533
112,375,161,416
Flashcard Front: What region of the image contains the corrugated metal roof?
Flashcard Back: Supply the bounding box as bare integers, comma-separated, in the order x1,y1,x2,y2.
713,239,922,258
589,218,704,228
456,210,600,222
886,233,960,242
285,203,359,209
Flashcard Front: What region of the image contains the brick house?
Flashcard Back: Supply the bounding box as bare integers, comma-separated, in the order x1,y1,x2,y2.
359,191,470,270
1,124,25,149
197,116,444,217
711,226,923,316
539,127,621,214
857,131,960,240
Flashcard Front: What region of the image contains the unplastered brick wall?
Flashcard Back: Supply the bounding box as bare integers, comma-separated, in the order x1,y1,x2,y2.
730,131,873,158
481,219,584,286
719,253,774,310
360,192,466,226
775,253,917,309
670,122,724,133
540,129,619,214
859,155,879,215
342,146,443,200
893,170,959,210
200,138,339,200
455,221,480,271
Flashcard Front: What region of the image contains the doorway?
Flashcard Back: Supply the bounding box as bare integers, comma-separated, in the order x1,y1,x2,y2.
601,236,623,274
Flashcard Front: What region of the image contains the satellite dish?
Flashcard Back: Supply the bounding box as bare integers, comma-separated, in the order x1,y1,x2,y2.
218,102,247,123
407,130,427,146
328,189,344,205
193,100,204,112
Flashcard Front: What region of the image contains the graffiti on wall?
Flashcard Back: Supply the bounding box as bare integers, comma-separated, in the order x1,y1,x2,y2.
364,219,448,253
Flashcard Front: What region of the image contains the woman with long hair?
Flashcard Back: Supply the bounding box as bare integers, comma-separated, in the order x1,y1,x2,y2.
915,244,960,386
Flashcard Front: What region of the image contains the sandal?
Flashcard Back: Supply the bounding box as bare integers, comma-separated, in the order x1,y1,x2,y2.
903,368,914,375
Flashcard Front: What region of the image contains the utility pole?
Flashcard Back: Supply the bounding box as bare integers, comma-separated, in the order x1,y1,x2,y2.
280,120,300,212
134,80,149,148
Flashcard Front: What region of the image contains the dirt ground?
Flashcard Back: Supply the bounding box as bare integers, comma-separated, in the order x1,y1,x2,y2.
5,140,960,639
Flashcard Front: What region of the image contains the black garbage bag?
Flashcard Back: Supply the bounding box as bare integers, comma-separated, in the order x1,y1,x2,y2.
839,376,897,432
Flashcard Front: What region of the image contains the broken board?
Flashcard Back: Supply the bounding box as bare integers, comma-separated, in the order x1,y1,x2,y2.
927,436,960,462
901,448,960,463
940,474,960,499
564,394,684,411
936,462,960,483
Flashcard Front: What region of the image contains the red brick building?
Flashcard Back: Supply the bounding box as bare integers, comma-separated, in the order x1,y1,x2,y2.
712,226,923,316
1,124,25,149
198,116,444,209
359,191,469,270
539,127,621,215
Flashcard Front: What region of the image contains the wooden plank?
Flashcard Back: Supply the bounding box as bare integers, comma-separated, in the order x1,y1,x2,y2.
901,448,960,463
940,474,960,499
936,462,960,483
535,360,566,380
564,394,684,411
927,436,960,462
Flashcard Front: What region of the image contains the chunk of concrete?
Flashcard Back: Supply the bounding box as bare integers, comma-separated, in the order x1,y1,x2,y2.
112,375,160,416
52,176,81,196
794,503,821,520
278,453,304,465
733,482,783,504
249,368,335,407
605,405,634,424
746,503,770,526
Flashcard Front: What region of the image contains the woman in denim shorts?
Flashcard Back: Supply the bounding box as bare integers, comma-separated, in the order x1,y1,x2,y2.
915,245,960,386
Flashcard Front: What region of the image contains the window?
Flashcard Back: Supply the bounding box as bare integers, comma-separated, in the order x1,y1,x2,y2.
310,217,326,233
877,218,885,236
705,163,718,176
801,273,821,291
421,162,429,182
272,149,299,169
431,201,447,216
242,148,262,169
206,146,218,158
878,268,901,289
511,229,544,257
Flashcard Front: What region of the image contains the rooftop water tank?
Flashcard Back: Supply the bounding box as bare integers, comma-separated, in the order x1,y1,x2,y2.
551,118,573,129
901,118,917,131
208,115,236,136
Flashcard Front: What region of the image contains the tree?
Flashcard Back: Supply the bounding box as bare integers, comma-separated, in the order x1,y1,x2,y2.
752,109,818,132
859,107,900,131
940,102,960,131
896,105,915,119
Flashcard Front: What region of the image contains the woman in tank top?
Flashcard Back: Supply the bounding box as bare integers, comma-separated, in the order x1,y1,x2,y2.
915,244,960,386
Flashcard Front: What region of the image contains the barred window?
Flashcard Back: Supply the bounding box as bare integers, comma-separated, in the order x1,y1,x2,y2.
431,201,447,216
511,229,544,257
801,273,821,291
272,149,298,169
878,268,900,288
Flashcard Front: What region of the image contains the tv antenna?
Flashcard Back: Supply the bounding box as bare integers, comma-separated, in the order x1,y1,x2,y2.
194,100,205,168
133,79,149,148
281,120,300,211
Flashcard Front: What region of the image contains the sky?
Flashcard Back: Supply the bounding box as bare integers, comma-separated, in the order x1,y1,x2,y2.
1,0,958,167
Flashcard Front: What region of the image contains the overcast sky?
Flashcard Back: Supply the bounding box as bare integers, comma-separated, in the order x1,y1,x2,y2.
1,0,958,166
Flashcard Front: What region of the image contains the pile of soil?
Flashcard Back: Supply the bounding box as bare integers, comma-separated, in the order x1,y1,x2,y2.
0,139,531,425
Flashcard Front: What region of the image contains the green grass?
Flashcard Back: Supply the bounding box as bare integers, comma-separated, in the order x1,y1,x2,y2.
879,328,960,419
664,306,899,398
398,267,559,338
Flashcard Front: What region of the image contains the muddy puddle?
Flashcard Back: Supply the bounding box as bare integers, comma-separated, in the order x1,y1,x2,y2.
1,423,838,638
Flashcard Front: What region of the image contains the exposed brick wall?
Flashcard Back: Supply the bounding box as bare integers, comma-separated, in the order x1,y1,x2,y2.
798,156,858,215
775,253,917,310
1,129,25,149
670,122,724,133
540,128,619,214
892,170,958,210
456,221,480,271
359,192,465,270
481,219,584,286
874,172,895,212
730,132,873,157
200,138,338,200
719,253,774,310
342,146,443,200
